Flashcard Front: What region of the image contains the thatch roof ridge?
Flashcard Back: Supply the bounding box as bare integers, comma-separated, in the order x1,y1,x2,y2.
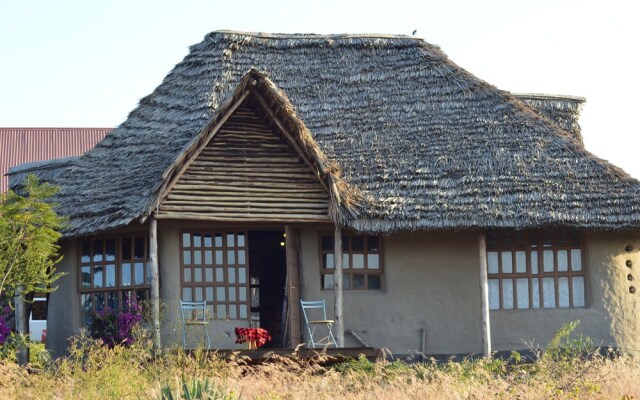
19,30,640,236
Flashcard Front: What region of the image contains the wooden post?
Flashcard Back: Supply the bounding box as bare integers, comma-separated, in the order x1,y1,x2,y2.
285,225,301,347
334,225,344,347
478,232,492,358
14,286,28,366
150,217,161,352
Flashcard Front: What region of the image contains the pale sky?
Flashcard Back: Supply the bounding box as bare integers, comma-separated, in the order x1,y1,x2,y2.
1,0,639,176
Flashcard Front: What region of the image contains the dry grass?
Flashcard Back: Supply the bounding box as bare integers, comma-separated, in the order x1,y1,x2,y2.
1,338,640,400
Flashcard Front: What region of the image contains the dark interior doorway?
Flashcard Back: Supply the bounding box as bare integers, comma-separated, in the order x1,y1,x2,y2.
248,230,287,348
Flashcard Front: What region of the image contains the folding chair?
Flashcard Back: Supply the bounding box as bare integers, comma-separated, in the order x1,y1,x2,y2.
300,299,337,348
180,301,210,349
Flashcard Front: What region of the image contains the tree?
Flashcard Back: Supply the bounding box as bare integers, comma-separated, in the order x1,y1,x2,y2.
0,175,64,299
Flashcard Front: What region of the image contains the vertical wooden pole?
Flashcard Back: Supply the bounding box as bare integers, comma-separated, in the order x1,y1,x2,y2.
14,286,28,366
334,225,344,347
150,217,161,352
285,225,301,347
479,232,492,358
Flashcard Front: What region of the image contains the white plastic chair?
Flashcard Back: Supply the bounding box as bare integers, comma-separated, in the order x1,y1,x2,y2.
180,301,210,349
300,299,337,348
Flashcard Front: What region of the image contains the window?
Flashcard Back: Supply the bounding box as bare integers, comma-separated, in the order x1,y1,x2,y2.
79,235,151,324
180,230,249,320
320,233,383,290
486,229,585,310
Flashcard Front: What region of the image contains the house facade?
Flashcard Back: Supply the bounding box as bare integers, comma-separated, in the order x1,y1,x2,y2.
9,32,640,357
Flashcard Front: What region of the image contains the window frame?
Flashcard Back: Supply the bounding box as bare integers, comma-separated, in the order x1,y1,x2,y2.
319,232,384,291
179,229,250,321
486,229,586,310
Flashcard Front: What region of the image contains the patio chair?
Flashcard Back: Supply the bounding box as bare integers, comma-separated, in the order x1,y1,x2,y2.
300,299,337,348
180,301,210,349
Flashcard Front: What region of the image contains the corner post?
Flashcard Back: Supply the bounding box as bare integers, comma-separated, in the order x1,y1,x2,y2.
334,225,344,347
14,286,28,366
478,232,491,358
150,217,161,351
285,225,301,347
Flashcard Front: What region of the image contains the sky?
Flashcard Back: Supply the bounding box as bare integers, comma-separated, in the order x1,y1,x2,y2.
1,0,639,176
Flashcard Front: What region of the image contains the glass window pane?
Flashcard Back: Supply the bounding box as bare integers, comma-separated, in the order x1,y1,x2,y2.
321,236,334,251
105,239,116,262
107,292,118,313
122,237,132,260
531,251,539,274
214,234,223,247
342,254,350,269
93,265,103,288
237,233,245,247
134,262,144,285
488,279,500,310
217,304,227,319
557,250,568,272
353,274,365,289
502,279,514,309
322,274,334,289
516,278,529,309
215,250,223,265
229,305,237,319
367,236,379,252
95,292,105,311
216,287,226,301
226,233,235,247
193,234,202,247
93,240,103,262
501,251,513,273
558,277,570,307
204,250,213,265
238,250,246,265
238,268,246,284
572,277,585,307
239,287,247,302
367,254,380,269
182,287,193,302
81,240,91,263
239,304,248,319
194,268,202,283
105,264,116,288
571,249,582,271
206,287,214,302
146,262,152,285
121,263,131,286
227,250,236,265
229,268,236,284
81,294,92,325
543,250,554,272
194,250,202,265
134,237,145,259
182,233,191,247
195,287,203,302
352,254,365,269
515,251,526,273
487,252,499,274
81,266,91,289
229,287,237,301
543,277,556,308
204,234,212,247
216,268,224,282
183,251,191,265
532,278,540,308
205,268,213,282
368,275,381,289
323,254,334,269
352,236,365,251
343,274,350,290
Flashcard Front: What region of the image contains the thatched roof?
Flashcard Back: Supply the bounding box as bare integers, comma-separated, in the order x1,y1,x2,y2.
8,156,78,193
9,31,640,236
515,94,585,144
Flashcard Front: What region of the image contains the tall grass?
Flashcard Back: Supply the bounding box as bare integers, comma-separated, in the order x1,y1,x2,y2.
1,323,639,399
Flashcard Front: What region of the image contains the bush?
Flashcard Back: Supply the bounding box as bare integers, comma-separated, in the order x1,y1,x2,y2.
88,295,143,347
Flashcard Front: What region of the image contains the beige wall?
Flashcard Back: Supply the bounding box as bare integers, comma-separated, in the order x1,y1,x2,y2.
46,224,640,356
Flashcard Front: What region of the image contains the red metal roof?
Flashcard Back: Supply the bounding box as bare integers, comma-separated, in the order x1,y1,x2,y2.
0,128,111,193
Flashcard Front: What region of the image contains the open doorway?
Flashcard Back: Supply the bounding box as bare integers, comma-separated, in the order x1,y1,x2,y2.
248,230,287,348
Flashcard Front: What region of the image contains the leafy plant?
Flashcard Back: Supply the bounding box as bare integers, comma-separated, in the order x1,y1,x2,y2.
88,294,143,347
160,375,237,400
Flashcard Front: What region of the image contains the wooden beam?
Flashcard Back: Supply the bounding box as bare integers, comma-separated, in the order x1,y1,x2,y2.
285,225,301,348
14,286,28,366
478,232,492,358
150,217,161,352
334,225,344,347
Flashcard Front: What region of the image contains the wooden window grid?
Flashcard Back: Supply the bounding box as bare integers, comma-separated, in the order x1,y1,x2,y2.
180,230,250,321
486,229,586,310
78,235,151,324
319,233,383,290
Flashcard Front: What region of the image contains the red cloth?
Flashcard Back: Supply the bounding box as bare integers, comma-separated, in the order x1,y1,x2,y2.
234,327,271,348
